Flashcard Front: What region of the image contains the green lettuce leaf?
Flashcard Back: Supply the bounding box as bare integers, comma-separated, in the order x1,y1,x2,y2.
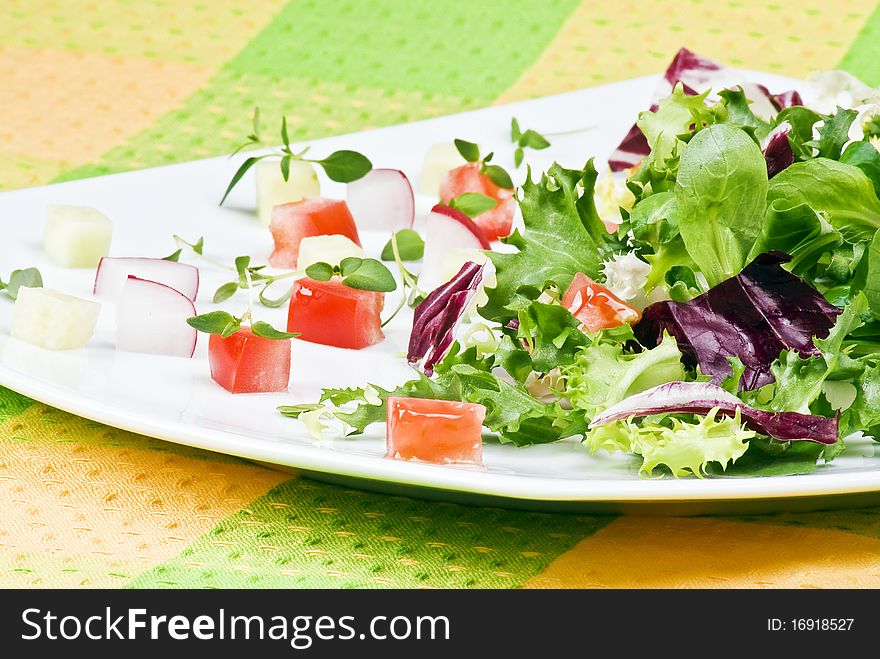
807,107,858,160
637,85,712,165
749,201,843,275
716,87,771,141
840,140,880,199
482,160,617,323
840,358,880,440
495,301,589,382
585,410,754,478
561,333,687,418
293,343,588,446
864,230,880,319
765,294,868,414
675,123,768,287
767,158,880,243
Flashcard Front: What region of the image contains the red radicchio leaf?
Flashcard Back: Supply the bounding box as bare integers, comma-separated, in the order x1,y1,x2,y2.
590,381,838,444
408,261,484,376
609,48,803,171
764,125,795,178
634,252,841,391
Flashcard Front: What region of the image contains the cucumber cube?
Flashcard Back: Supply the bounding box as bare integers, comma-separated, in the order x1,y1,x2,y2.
11,287,101,350
256,159,320,225
43,205,113,268
297,235,364,270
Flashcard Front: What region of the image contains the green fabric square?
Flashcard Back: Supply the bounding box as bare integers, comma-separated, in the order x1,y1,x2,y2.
228,0,582,101
128,478,614,589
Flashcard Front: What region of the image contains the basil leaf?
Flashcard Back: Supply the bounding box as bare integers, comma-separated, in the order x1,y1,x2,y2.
454,138,480,163
220,155,268,205
449,192,497,218
510,117,522,142
341,258,397,292
5,268,43,300
339,257,364,277
305,262,334,281
315,150,372,183
519,129,550,150
280,154,291,181
234,255,251,275
514,147,524,168
251,320,298,340
482,164,514,190
281,115,290,149
381,229,424,261
213,281,239,303
187,311,241,336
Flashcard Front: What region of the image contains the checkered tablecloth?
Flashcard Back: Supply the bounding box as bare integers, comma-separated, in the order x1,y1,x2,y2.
2,0,880,589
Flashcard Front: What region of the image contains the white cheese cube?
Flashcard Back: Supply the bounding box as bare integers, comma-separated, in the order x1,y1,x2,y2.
43,205,113,268
419,142,464,196
297,235,364,270
11,287,101,350
256,159,320,225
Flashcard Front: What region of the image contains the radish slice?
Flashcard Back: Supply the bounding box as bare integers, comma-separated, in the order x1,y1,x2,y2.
346,168,414,231
95,257,199,302
419,204,490,293
116,276,197,357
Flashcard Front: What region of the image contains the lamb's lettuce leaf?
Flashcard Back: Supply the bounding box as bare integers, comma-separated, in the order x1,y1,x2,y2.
675,124,768,287
767,158,880,243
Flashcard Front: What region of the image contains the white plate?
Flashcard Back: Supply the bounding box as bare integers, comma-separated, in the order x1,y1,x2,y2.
2,71,879,514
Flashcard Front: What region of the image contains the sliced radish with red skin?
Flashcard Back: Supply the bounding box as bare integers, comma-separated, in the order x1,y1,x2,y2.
419,204,489,294
115,276,197,357
346,168,415,231
94,257,199,302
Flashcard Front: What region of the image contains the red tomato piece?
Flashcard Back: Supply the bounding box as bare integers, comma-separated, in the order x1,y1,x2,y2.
269,197,361,269
386,397,485,465
288,277,384,349
439,162,515,242
208,327,291,393
561,272,642,333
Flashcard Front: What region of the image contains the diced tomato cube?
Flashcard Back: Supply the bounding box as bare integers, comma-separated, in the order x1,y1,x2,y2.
269,197,361,269
208,327,291,393
439,163,515,242
561,272,642,333
288,277,384,349
386,397,485,465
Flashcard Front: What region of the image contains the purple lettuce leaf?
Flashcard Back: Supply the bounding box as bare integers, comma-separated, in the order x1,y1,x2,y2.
591,381,838,444
609,48,803,171
408,261,484,376
634,252,841,390
764,125,795,178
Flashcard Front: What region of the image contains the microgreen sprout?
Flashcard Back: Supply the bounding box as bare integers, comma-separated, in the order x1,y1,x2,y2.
220,108,373,205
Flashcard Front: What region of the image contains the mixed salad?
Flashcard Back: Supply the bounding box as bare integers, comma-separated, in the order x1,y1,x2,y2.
6,48,880,479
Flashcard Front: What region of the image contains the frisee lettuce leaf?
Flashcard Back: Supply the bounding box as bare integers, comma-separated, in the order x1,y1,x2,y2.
560,333,687,418
482,160,620,323
585,409,754,478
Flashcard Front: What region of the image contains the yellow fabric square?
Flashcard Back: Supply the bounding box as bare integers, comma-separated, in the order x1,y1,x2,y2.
0,45,214,163
524,517,880,588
